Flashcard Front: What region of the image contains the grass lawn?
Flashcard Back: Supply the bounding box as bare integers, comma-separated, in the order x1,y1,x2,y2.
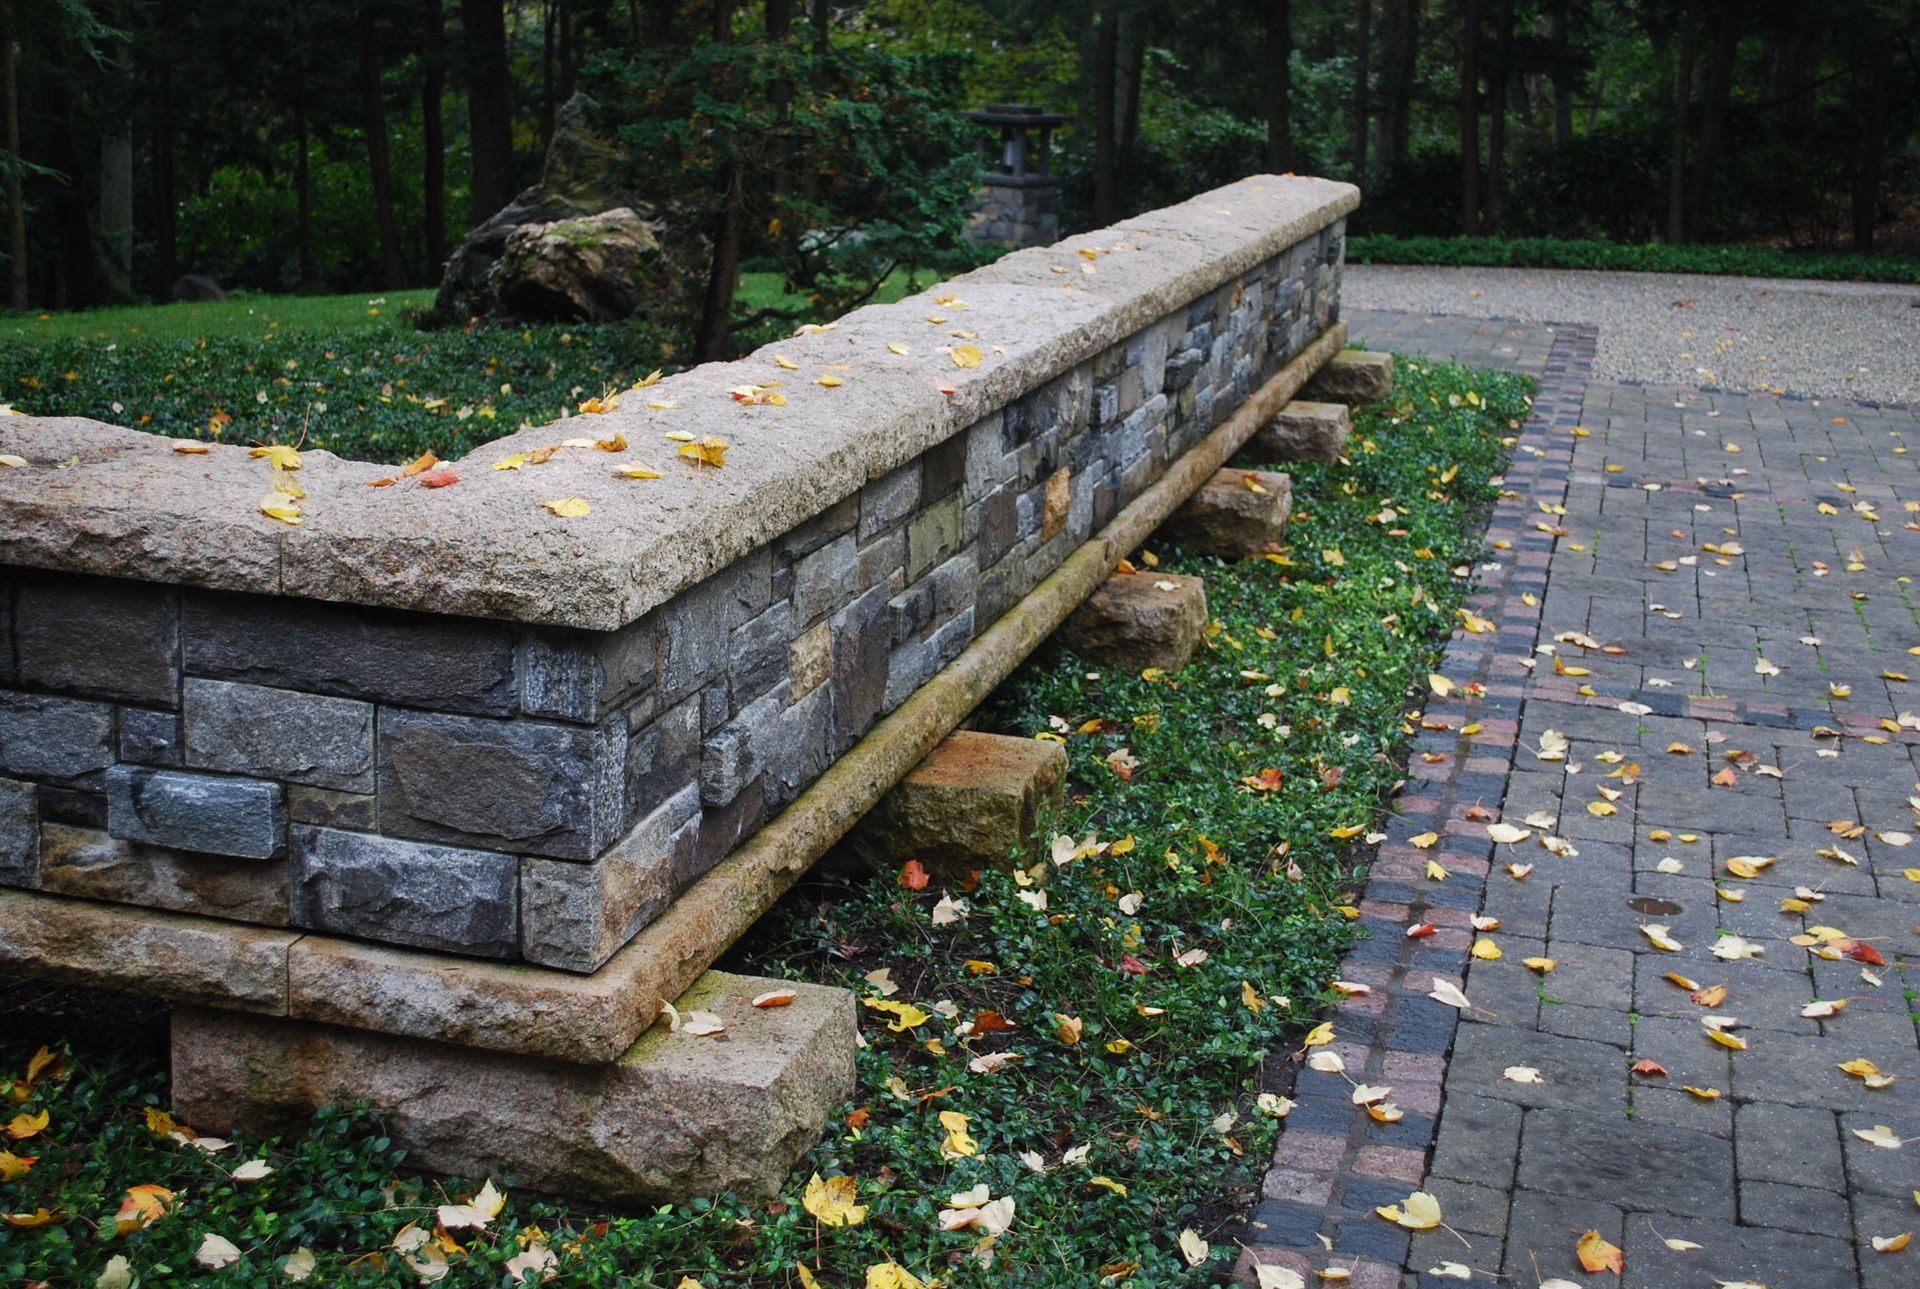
0,358,1531,1287
0,275,929,465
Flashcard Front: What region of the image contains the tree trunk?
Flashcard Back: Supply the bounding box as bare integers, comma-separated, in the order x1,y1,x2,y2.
1550,0,1572,144
1666,0,1698,243
1852,38,1894,252
559,1,577,101
150,3,179,296
1094,0,1119,222
1372,0,1417,177
294,90,315,288
357,10,407,289
810,0,828,52
1261,0,1291,172
423,0,446,276
541,1,555,146
98,47,133,299
461,0,515,221
1352,0,1370,182
2,25,24,310
1686,1,1739,242
1118,8,1146,197
1485,0,1511,232
694,1,742,361
1459,0,1480,235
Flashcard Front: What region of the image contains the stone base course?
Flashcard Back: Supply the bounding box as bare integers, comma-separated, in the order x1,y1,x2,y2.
848,730,1065,874
1247,399,1351,463
170,969,855,1206
1164,466,1292,556
1057,571,1209,674
1301,348,1395,403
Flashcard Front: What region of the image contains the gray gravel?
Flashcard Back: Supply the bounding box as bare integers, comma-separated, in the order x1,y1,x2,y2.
1345,264,1920,404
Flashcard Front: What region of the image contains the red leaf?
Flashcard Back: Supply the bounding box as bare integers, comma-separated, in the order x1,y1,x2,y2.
1630,1059,1668,1077
1118,955,1150,976
898,859,929,892
1849,941,1886,966
972,1010,1017,1032
1406,922,1437,939
417,470,460,489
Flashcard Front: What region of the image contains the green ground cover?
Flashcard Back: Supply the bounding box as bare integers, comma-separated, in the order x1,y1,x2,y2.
1347,234,1920,284
0,273,933,465
0,358,1531,1288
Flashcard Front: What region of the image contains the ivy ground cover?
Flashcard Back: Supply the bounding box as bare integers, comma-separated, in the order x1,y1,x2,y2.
0,359,1530,1288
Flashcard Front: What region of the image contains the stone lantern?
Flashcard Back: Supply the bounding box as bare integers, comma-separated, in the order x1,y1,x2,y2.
964,104,1069,248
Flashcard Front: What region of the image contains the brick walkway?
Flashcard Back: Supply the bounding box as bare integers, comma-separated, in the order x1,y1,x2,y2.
1247,312,1920,1287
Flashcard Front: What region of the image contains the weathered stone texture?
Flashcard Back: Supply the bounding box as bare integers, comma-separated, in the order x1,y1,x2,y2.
0,887,293,1013
850,731,1066,873
1247,399,1351,463
181,592,517,716
378,708,624,860
14,576,178,705
520,784,696,973
119,709,183,767
1056,571,1209,674
1301,348,1395,403
291,825,518,957
1164,467,1293,555
37,822,289,924
0,776,36,885
0,692,114,782
184,678,374,791
106,765,286,860
171,970,855,1204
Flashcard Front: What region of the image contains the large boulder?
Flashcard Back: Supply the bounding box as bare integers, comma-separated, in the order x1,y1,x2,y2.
430,93,688,326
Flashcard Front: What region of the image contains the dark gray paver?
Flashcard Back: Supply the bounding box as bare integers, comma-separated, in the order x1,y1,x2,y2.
1251,308,1920,1285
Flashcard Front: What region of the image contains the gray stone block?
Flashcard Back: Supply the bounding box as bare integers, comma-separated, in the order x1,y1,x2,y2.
106,765,286,860
907,494,962,581
831,584,891,753
182,591,516,716
0,692,115,782
38,822,289,925
13,580,180,706
378,709,625,862
184,678,374,791
792,533,857,626
626,694,701,821
14,575,179,706
769,680,831,809
962,414,1011,499
120,709,183,766
859,462,921,539
729,600,793,705
701,685,785,808
517,618,658,723
0,776,36,886
520,784,698,973
291,825,518,958
286,786,378,831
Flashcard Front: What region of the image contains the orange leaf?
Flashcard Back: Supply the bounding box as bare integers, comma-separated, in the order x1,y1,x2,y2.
972,1010,1017,1032
898,860,930,892
1576,1229,1624,1274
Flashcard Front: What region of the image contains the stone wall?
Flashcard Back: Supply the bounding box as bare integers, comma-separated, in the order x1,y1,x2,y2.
0,176,1355,979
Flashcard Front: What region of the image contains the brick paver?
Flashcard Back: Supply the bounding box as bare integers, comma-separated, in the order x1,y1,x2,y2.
1250,312,1920,1286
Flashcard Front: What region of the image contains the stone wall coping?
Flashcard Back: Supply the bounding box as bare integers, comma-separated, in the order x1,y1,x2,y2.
0,176,1356,630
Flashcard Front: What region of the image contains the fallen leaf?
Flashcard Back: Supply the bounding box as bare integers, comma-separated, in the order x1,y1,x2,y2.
540,497,591,518
802,1173,868,1228
1577,1229,1624,1274
195,1232,243,1269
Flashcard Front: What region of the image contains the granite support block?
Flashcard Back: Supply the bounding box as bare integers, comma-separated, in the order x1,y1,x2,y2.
1055,571,1209,674
170,969,855,1205
1302,348,1395,403
1247,399,1351,464
849,730,1066,873
1163,466,1293,556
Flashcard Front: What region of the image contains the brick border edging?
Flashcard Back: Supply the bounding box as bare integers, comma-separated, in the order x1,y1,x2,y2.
1240,324,1598,1287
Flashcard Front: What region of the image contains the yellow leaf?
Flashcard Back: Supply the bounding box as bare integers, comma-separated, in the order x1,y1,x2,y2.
614,464,663,479
0,1151,33,1181
594,432,628,453
492,454,528,470
1576,1230,1624,1274
1426,860,1449,881
0,453,28,467
1523,957,1556,973
1409,831,1440,849
258,492,302,526
801,1173,867,1228
5,1109,48,1141
1055,1013,1084,1045
1586,801,1617,817
817,374,844,387
860,998,930,1032
1088,1176,1129,1196
886,341,910,355
1375,1190,1443,1230
937,1110,978,1159
1471,938,1502,960
865,1263,930,1289
950,344,984,369
1873,1232,1911,1253
248,444,302,470
1302,1022,1335,1048
1706,1028,1748,1051
678,435,728,467
541,497,592,518
774,354,800,370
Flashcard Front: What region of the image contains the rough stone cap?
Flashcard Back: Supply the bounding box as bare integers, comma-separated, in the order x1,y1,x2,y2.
0,176,1357,631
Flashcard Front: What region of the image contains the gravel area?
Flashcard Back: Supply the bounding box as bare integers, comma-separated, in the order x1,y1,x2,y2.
1345,263,1920,404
